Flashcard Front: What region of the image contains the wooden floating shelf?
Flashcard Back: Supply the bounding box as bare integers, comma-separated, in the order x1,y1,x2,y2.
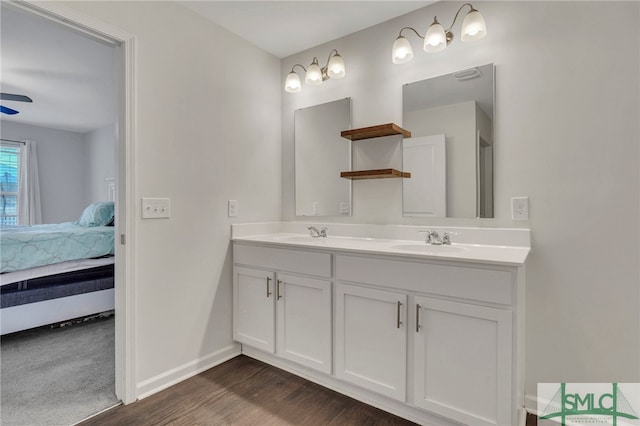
340,169,411,180
340,123,411,141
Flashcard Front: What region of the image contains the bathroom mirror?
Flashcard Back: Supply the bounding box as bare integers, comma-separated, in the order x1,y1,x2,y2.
403,64,494,218
295,98,352,216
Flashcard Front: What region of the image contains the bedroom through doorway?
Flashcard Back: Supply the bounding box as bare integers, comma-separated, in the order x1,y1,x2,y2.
0,2,132,424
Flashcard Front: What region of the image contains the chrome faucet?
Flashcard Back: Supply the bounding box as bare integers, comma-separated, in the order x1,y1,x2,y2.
421,230,451,245
308,226,328,238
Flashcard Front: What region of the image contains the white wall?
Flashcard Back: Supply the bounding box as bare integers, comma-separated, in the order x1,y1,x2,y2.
84,124,115,203
0,120,86,223
282,1,640,405
59,1,282,394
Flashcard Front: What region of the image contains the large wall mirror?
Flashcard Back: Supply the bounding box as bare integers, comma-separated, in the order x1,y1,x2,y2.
295,98,351,216
403,64,495,218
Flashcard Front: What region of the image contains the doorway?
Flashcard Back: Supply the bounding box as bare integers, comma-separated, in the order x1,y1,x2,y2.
1,0,136,414
477,134,494,218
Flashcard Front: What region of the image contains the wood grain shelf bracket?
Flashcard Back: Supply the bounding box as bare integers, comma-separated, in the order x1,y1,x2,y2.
340,123,411,141
340,169,411,180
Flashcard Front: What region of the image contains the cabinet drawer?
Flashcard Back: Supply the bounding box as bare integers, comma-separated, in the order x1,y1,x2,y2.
335,255,513,305
234,243,331,278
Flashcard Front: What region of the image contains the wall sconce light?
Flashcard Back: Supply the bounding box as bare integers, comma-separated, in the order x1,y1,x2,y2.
285,49,346,93
392,3,487,64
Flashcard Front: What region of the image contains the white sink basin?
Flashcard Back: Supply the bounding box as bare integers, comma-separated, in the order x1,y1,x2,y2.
270,235,327,243
391,244,467,254
270,235,394,245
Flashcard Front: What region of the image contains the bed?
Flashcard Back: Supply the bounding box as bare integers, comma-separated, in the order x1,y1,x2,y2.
1,202,116,335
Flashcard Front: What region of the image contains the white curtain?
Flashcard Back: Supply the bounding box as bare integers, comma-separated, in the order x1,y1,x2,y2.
18,140,42,225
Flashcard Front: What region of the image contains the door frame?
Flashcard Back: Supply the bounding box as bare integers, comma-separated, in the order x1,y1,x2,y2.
9,1,138,404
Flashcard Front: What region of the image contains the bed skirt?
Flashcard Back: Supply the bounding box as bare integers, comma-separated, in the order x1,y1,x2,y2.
1,264,114,308
0,264,115,335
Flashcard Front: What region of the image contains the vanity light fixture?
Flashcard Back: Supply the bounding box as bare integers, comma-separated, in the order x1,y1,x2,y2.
392,3,487,64
284,49,345,93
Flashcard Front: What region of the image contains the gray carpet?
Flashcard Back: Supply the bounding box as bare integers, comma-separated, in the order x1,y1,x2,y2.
1,315,119,426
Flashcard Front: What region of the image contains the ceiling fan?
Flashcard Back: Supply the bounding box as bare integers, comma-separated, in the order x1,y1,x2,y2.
1,93,33,115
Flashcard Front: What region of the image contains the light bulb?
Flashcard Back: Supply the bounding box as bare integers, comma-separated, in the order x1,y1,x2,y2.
305,59,323,86
392,36,414,64
423,18,447,53
461,9,487,41
327,53,345,79
284,71,302,93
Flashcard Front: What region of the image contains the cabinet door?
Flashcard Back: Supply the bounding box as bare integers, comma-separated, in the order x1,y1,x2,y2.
233,266,275,353
335,283,407,401
413,296,512,426
276,274,332,374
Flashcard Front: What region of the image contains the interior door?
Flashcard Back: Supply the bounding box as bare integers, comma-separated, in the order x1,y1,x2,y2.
403,134,446,216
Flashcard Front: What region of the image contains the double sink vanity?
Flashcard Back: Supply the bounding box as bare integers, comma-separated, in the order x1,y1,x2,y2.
232,222,529,426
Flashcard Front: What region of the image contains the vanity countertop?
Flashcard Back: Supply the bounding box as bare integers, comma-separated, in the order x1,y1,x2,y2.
232,233,530,266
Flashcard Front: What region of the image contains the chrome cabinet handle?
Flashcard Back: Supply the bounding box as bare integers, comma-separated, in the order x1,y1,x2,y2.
266,277,272,297
397,301,403,329
416,303,421,332
277,280,283,300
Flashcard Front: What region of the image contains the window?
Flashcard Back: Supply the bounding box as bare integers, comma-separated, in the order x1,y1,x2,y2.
0,143,21,225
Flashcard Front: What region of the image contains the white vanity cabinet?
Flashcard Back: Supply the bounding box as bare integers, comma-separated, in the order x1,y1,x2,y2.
232,236,527,426
276,273,332,373
334,253,521,426
335,283,408,401
234,266,276,352
233,243,332,374
413,296,513,426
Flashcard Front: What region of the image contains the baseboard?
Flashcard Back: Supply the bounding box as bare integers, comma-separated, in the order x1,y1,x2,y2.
524,393,540,416
70,402,123,426
136,343,241,400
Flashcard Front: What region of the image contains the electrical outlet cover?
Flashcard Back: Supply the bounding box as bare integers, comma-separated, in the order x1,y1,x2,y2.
228,200,238,217
511,197,529,220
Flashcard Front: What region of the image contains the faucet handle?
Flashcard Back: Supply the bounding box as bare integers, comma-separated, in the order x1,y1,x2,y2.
429,231,442,245
308,226,327,238
442,232,451,245
419,230,438,244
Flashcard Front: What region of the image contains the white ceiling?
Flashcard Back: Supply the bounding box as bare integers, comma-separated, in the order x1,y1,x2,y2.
0,1,433,134
182,1,433,59
1,5,116,134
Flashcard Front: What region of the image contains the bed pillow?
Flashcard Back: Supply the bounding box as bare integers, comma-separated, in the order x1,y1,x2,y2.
76,202,115,227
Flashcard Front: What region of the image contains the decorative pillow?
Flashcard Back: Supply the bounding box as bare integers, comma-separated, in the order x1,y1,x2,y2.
76,202,115,227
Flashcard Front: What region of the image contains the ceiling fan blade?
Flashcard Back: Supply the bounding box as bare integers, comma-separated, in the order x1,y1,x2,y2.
0,93,33,103
0,105,20,115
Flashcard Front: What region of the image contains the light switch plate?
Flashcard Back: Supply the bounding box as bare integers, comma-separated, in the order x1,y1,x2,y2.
340,202,350,214
142,197,171,219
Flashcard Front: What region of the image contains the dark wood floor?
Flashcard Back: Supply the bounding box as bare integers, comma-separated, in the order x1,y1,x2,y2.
81,355,538,425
